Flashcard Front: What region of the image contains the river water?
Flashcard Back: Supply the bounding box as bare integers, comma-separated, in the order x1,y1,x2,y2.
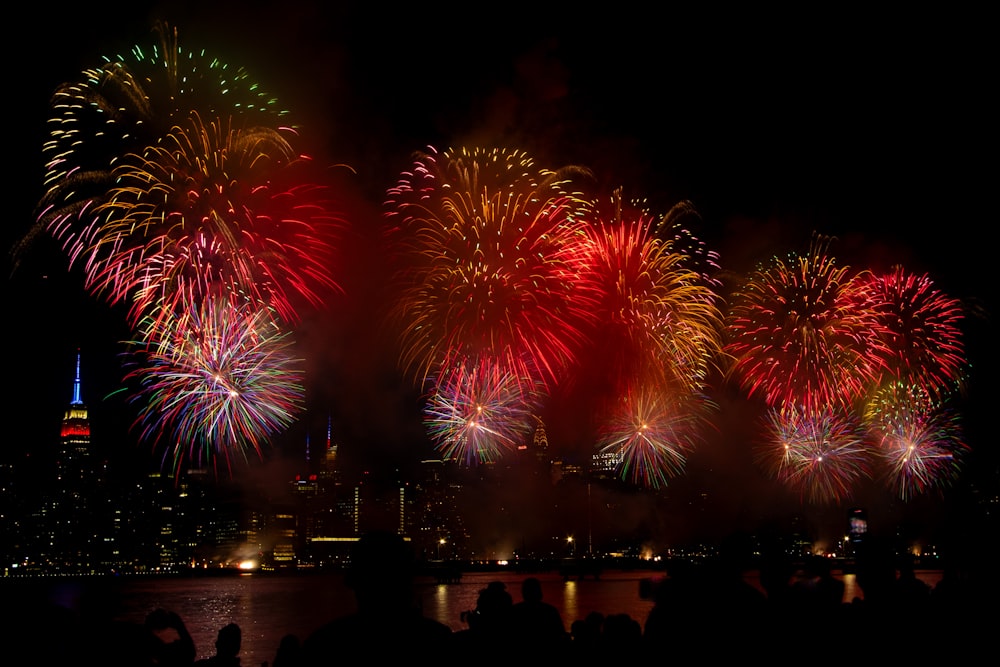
6,567,943,666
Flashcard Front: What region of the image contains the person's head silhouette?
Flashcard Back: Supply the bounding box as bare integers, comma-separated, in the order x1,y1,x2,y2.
299,529,453,662
345,530,418,614
521,577,544,603
214,623,241,658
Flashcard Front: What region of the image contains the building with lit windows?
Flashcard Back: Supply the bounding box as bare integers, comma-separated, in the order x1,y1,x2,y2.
39,351,108,572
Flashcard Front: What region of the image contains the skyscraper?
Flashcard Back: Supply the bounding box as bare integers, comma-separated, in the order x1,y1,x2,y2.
39,350,107,572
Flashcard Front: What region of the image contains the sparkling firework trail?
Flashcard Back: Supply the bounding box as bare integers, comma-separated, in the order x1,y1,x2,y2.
595,383,712,489
384,146,602,394
125,293,305,478
725,233,888,412
423,357,541,465
83,112,344,327
863,381,966,500
859,265,966,400
758,405,872,504
583,191,724,397
23,21,290,271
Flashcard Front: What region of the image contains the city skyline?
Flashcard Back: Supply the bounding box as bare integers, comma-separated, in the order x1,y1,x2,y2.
4,3,996,557
2,349,979,573
4,334,991,565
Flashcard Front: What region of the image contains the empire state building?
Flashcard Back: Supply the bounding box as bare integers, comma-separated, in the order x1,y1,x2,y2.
43,350,106,571
60,352,91,458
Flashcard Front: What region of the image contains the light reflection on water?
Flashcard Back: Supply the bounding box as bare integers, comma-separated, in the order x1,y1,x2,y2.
563,579,580,624
420,570,654,633
8,568,942,666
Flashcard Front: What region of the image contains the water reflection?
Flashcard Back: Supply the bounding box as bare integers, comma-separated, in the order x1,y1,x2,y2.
5,567,943,665
562,580,579,624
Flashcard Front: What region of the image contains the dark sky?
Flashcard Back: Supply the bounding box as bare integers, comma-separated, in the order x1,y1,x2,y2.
5,3,996,548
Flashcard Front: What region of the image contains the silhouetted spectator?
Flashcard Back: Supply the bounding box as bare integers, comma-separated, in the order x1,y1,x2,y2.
270,634,301,667
853,536,898,613
929,554,993,660
886,555,935,658
790,555,846,613
195,622,241,667
601,613,643,659
644,549,767,657
758,540,796,612
300,531,452,664
569,611,604,657
145,608,196,667
452,580,514,655
892,555,931,608
509,577,568,651
643,559,699,648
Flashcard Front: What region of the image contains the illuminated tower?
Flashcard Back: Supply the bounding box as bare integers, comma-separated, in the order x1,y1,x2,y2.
531,415,550,463
317,414,347,510
42,351,105,572
321,415,339,480
60,353,91,454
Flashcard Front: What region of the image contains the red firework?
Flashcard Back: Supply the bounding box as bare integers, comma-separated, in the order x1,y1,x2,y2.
859,265,966,400
724,233,889,412
84,114,346,328
383,146,601,393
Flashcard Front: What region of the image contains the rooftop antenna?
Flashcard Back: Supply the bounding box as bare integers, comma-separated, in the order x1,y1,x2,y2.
71,349,83,406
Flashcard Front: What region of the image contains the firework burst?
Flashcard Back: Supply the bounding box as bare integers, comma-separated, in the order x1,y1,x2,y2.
757,405,872,504
83,112,344,327
863,381,966,500
595,383,713,489
125,292,305,478
582,191,724,397
384,146,602,394
724,233,888,412
859,265,966,400
423,356,541,465
24,21,290,271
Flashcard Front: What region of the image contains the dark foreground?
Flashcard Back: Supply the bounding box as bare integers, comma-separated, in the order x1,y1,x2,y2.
5,551,995,666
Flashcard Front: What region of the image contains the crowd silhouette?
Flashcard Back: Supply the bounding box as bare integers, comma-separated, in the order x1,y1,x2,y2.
7,530,995,665
299,530,453,662
194,622,242,667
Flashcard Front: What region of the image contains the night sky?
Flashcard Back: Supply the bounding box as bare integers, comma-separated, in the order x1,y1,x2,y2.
5,3,996,549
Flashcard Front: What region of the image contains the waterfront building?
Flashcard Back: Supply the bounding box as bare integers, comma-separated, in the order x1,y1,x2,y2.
411,458,469,560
